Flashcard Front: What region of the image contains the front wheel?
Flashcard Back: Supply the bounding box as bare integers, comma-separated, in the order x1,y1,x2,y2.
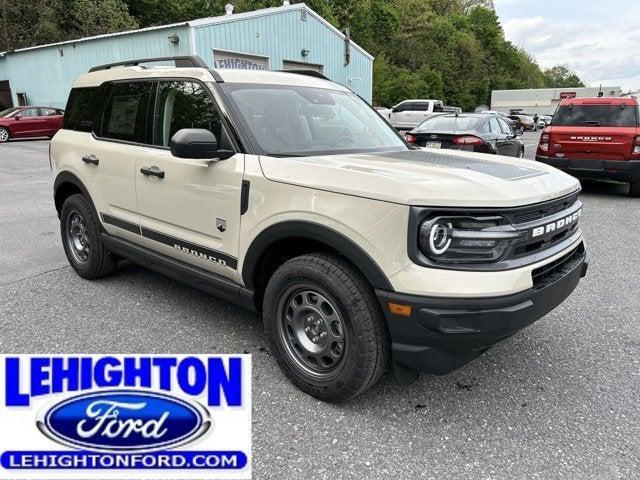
0,127,10,143
60,194,117,279
263,253,390,402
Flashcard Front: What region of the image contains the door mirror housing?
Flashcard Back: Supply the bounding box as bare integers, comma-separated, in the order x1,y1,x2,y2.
13,116,21,120
169,128,234,160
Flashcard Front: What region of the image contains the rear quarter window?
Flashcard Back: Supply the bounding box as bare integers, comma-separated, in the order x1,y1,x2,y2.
63,86,107,132
552,104,638,127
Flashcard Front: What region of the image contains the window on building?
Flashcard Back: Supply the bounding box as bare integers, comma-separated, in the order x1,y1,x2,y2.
153,80,224,148
102,82,153,143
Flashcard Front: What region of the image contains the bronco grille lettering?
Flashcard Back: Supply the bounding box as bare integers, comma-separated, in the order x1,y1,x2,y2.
531,209,581,238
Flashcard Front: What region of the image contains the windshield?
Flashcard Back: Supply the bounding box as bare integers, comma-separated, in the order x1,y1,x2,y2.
417,115,481,131
0,107,19,117
221,84,407,156
552,104,638,127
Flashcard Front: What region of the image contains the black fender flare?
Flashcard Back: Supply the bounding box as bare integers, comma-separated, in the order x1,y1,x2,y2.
241,221,394,292
53,171,95,217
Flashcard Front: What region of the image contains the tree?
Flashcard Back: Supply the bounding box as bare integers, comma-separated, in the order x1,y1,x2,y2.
0,0,586,110
542,65,585,88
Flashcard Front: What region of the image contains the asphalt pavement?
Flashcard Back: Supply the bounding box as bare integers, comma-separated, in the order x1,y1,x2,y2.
0,137,638,479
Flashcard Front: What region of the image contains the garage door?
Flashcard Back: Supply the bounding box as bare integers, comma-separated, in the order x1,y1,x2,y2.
212,49,269,70
282,60,324,73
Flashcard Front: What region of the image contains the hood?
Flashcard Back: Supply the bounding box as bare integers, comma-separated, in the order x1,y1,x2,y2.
259,148,580,207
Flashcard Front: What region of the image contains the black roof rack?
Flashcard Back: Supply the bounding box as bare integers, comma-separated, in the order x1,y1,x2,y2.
89,55,208,72
278,69,330,81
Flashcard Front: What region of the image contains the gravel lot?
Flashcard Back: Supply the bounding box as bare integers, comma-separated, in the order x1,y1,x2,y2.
1,137,638,479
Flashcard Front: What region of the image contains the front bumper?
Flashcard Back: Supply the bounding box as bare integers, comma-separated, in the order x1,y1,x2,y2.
376,242,587,380
536,155,640,182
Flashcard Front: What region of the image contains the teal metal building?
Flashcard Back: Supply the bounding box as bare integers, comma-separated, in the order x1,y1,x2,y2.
0,3,373,109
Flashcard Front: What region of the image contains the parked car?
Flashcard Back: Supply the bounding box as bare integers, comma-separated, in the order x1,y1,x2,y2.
52,55,587,402
508,114,536,131
405,113,525,157
498,113,524,135
538,115,552,129
0,106,64,142
536,96,640,197
386,99,445,129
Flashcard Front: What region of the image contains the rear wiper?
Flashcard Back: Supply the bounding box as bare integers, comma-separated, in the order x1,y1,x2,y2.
584,121,600,126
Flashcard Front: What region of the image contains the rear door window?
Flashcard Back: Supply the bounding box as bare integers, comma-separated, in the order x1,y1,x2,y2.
498,118,513,135
553,104,638,127
101,82,153,143
488,117,501,134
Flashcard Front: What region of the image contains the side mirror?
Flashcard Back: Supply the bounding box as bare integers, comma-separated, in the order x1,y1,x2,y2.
391,107,399,113
13,116,21,121
169,128,234,160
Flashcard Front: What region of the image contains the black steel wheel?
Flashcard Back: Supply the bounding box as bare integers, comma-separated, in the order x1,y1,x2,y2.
264,252,390,402
60,194,117,279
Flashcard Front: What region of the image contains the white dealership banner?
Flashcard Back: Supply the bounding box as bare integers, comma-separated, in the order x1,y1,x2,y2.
0,354,251,480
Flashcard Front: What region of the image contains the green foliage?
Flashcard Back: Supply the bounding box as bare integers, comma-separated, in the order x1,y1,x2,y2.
0,0,585,110
542,65,585,88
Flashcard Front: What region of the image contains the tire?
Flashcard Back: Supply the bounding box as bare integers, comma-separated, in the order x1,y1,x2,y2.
630,181,640,198
60,194,117,279
263,252,390,402
0,127,10,143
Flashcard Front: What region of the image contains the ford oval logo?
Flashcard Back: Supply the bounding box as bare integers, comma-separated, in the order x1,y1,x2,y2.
37,390,211,452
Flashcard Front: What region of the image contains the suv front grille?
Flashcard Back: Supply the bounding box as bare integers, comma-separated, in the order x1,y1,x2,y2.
507,195,583,260
532,242,585,290
512,192,579,224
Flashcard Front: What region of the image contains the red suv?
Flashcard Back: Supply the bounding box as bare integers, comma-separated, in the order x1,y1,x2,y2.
536,97,640,196
0,106,65,143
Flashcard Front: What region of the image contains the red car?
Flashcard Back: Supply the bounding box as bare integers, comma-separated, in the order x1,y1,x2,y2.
0,106,65,142
536,96,640,197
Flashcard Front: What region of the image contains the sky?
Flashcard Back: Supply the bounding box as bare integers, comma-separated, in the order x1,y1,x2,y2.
494,0,640,92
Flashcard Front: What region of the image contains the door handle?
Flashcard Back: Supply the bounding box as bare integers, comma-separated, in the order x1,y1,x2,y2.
140,166,165,179
82,155,99,166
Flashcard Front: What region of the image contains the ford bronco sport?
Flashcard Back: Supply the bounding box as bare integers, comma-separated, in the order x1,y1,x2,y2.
536,96,640,197
52,56,588,402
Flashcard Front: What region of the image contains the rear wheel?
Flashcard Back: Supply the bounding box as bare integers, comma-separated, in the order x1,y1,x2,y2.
630,181,640,198
0,127,9,143
60,194,117,279
263,253,390,402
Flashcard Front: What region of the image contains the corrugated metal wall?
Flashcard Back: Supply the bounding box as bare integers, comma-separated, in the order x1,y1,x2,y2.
0,25,191,108
193,9,373,101
0,5,373,108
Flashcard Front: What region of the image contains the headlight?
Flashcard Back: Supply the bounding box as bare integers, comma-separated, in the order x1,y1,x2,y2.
418,215,522,264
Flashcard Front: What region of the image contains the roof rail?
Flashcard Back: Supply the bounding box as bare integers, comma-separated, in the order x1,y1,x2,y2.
89,55,208,72
279,69,330,81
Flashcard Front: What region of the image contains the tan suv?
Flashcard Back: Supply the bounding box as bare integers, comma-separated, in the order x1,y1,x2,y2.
52,56,588,402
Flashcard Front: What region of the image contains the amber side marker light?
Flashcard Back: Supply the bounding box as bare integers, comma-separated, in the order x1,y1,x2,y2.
388,302,412,317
